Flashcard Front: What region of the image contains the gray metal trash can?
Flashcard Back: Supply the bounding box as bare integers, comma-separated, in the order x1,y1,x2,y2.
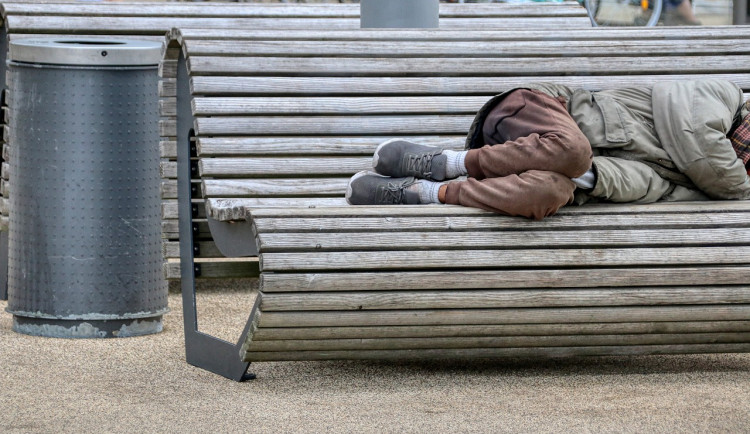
5,39,167,338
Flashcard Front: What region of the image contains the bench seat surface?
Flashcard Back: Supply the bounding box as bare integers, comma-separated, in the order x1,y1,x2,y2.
239,202,750,362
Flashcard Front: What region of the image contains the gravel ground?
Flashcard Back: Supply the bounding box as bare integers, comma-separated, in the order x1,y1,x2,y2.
2,284,750,433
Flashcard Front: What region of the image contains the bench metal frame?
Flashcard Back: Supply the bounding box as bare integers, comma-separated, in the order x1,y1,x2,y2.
176,51,254,381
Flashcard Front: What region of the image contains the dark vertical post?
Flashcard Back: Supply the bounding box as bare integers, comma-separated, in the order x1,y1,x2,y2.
734,0,749,24
361,0,440,28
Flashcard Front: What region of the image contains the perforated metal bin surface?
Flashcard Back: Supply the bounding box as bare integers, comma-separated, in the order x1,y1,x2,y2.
5,39,167,338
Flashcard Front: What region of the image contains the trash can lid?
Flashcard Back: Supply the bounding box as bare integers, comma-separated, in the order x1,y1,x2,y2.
9,38,163,66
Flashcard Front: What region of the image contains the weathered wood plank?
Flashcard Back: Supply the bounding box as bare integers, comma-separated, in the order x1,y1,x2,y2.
186,56,750,76
249,211,750,233
163,259,259,280
161,200,204,220
259,247,750,272
245,201,750,217
194,115,474,136
206,198,349,222
257,228,750,252
163,240,224,259
200,157,371,177
253,321,750,341
196,136,465,156
184,39,750,58
5,16,591,34
258,305,750,328
259,267,750,293
1,2,586,18
192,96,488,116
203,178,349,197
248,332,750,353
260,287,750,312
160,161,177,179
201,199,750,225
175,27,750,42
242,343,750,362
190,75,750,96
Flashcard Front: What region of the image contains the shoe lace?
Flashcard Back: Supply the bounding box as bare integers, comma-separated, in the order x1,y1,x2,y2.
377,179,414,204
406,151,441,177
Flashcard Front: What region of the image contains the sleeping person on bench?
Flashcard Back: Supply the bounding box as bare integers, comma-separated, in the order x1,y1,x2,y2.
346,79,750,220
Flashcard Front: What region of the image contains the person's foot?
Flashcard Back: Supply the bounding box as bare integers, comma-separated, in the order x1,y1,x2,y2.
372,139,449,181
663,9,701,25
663,7,701,26
346,171,442,205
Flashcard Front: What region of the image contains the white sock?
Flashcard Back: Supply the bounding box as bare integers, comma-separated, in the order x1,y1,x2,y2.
571,168,596,190
443,150,468,179
408,180,445,204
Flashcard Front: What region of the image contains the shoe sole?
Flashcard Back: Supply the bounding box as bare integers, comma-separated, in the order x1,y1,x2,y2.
346,170,386,204
372,138,412,171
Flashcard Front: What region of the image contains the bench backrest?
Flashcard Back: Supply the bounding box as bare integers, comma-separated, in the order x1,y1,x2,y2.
162,26,750,278
0,1,590,282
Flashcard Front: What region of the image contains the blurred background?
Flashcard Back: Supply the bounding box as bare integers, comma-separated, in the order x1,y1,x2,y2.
97,0,734,26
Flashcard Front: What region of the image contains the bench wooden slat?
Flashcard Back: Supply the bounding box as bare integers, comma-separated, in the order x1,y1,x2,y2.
245,201,750,216
192,96,488,116
195,116,474,136
2,2,586,18
175,27,748,42
253,321,750,341
259,267,750,293
260,287,750,312
183,39,750,57
191,75,750,96
242,344,750,362
248,212,750,233
196,136,465,156
258,305,750,328
256,228,750,251
6,16,591,34
1,3,361,17
249,332,750,353
187,55,750,76
206,198,348,221
259,246,750,272
200,157,371,177
203,178,349,197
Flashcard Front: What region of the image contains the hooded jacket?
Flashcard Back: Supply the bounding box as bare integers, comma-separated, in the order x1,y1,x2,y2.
465,80,750,203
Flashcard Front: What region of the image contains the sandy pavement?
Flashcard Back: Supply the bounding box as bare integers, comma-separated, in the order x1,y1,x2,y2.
2,283,750,433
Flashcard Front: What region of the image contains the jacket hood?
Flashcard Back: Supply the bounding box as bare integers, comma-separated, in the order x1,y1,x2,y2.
652,80,750,199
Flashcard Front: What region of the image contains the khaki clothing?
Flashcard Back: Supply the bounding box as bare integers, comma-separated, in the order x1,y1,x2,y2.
463,80,750,209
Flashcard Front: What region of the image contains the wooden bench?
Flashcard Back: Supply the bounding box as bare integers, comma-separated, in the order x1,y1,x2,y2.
167,26,750,380
0,1,590,301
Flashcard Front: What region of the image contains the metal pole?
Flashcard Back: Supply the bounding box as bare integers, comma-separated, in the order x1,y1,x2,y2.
734,0,748,24
361,0,440,28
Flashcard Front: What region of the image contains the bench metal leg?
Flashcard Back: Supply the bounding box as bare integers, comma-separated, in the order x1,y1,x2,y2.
176,48,253,381
0,231,7,300
1,28,9,301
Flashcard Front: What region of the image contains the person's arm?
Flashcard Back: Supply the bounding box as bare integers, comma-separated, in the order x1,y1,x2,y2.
587,156,675,203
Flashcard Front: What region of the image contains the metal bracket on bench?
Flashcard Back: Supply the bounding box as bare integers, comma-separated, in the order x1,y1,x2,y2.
207,216,258,258
176,49,253,382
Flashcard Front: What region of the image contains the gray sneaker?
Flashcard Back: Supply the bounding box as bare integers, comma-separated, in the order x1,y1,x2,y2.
346,171,423,205
372,139,448,181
